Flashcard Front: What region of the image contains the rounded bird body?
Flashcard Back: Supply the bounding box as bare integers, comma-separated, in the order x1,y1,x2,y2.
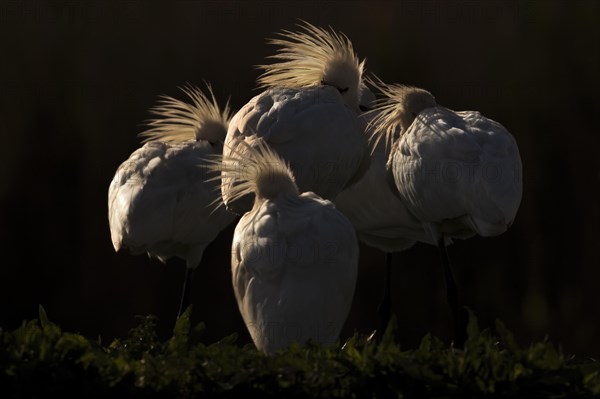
370,82,522,243
223,85,367,212
109,140,234,268
217,140,359,354
222,22,370,214
391,106,522,240
108,85,235,269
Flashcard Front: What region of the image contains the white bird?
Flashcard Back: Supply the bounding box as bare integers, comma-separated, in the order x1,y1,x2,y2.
213,138,359,354
221,22,370,214
108,84,236,317
334,110,428,334
335,117,430,254
368,78,523,346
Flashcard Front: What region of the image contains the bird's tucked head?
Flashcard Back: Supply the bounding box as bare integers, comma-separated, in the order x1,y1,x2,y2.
209,138,299,210
400,88,437,130
257,21,365,112
321,58,362,110
358,84,376,112
140,84,231,147
367,76,437,150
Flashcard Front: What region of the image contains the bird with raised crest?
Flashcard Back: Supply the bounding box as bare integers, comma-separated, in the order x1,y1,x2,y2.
221,21,371,214
211,138,359,354
367,77,523,347
108,84,236,318
334,108,432,336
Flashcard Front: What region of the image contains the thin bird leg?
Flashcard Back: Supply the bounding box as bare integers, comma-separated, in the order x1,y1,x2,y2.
377,252,393,336
437,237,466,348
177,267,194,318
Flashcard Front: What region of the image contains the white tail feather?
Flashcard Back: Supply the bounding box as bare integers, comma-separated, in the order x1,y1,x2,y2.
140,83,231,143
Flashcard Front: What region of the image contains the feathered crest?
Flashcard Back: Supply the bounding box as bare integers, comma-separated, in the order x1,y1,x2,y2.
366,75,435,152
206,138,298,208
257,21,365,90
140,83,232,143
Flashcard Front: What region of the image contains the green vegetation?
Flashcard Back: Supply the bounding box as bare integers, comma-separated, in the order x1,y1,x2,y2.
1,306,598,398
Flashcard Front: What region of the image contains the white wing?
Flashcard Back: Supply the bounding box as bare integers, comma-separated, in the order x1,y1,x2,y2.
393,107,522,238
232,193,358,353
335,114,427,252
108,140,235,268
223,85,369,213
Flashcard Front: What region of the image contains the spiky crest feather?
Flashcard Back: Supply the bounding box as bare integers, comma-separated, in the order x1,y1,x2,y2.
140,83,231,143
207,139,298,208
257,21,365,90
366,75,436,152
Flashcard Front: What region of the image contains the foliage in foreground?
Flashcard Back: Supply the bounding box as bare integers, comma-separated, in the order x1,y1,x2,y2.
0,307,599,398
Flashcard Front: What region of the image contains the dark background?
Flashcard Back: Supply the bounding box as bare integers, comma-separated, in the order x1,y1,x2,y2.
1,1,598,355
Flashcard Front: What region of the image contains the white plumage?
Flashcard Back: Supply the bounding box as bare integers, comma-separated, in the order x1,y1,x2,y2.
108,85,235,270
214,139,359,354
335,112,430,253
222,22,370,214
363,79,522,346
369,81,522,243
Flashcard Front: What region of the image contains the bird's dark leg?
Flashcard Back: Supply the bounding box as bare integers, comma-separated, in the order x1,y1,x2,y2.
437,237,467,348
177,267,194,318
377,252,393,337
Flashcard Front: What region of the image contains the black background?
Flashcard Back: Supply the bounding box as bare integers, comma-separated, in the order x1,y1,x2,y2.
0,1,598,355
